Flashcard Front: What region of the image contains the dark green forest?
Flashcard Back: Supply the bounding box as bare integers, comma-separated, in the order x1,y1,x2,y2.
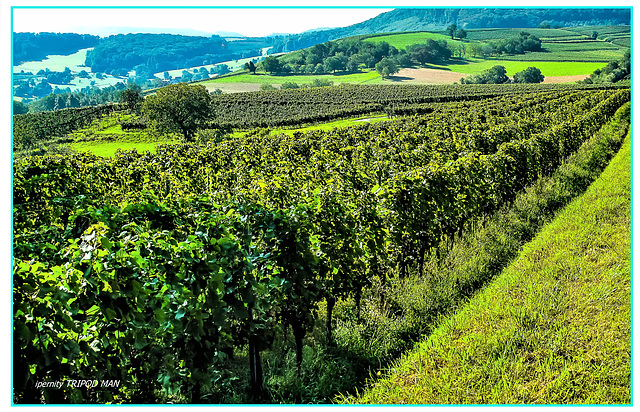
83,33,267,76
13,32,100,64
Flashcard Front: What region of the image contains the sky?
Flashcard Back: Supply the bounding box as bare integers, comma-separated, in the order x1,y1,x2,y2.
11,5,395,38
6,1,638,38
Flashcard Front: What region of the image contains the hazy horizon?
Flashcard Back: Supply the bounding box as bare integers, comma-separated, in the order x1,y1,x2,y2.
11,7,394,38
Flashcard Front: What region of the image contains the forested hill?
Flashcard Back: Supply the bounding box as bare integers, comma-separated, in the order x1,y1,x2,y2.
13,32,100,64
271,8,631,52
83,33,265,76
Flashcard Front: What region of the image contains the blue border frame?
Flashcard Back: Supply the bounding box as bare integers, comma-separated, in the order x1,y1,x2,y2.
9,5,634,407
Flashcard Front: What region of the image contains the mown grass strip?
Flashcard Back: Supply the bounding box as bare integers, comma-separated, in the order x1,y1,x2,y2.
342,108,631,405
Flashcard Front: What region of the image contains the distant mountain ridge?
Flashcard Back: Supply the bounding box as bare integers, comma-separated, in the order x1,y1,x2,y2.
271,7,631,52
346,8,631,32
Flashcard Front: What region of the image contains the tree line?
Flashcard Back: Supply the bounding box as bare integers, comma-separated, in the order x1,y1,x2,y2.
582,49,630,84
258,38,452,78
254,31,542,79
461,65,545,84
13,32,100,64
83,33,266,78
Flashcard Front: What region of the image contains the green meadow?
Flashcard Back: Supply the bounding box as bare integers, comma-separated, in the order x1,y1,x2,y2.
363,32,453,49
431,59,607,77
205,70,382,86
70,140,166,157
67,113,175,157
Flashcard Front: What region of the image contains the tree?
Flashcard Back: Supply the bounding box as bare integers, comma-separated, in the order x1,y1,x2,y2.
180,70,193,82
375,58,399,79
455,28,467,40
120,87,144,113
395,52,414,68
261,56,283,74
142,83,214,142
406,40,452,65
346,55,361,72
513,66,545,83
280,81,299,89
446,24,458,39
13,100,29,115
461,65,509,84
324,54,347,73
244,60,257,74
591,31,599,40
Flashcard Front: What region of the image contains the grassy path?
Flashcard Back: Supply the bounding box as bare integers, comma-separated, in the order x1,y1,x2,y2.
343,130,631,404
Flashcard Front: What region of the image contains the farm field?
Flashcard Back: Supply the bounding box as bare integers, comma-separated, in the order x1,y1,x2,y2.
13,48,92,73
391,67,591,84
200,26,627,90
63,113,391,156
363,31,454,48
204,62,599,91
428,59,607,77
13,82,630,404
204,70,382,88
202,60,604,90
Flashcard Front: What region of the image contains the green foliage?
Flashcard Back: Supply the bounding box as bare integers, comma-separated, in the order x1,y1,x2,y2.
513,66,545,83
13,104,125,152
582,49,630,84
243,61,256,74
375,58,399,79
119,87,143,114
259,84,276,91
13,32,100,64
142,83,215,142
454,28,468,40
460,65,509,84
83,33,266,75
405,40,452,65
13,99,29,115
261,56,284,74
445,24,458,39
280,82,299,90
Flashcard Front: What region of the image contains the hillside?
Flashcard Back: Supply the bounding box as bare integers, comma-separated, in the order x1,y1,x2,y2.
200,24,628,94
271,8,631,52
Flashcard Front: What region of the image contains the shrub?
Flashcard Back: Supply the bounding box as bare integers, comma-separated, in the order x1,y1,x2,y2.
513,67,545,84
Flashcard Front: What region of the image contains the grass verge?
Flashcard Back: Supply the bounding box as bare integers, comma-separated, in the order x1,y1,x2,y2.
340,106,631,405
